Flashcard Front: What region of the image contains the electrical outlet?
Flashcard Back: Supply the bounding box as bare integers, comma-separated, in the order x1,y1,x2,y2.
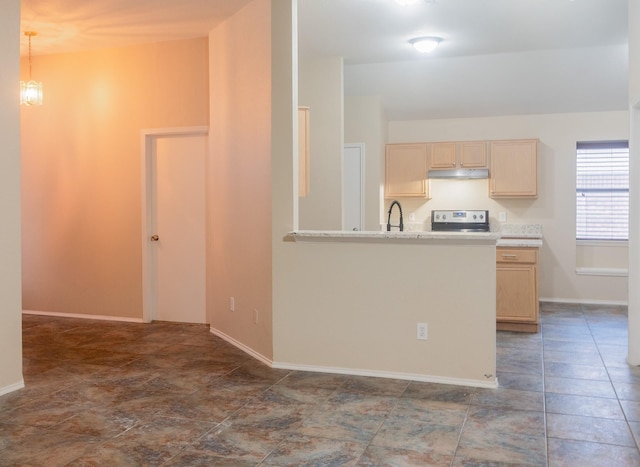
499,211,507,223
253,309,259,324
417,323,428,340
230,297,235,312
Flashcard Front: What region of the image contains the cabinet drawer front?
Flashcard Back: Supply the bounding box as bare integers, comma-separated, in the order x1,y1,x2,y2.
496,248,537,264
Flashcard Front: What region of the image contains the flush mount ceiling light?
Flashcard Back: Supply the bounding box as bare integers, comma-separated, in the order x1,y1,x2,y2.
395,0,421,5
20,31,43,106
409,36,442,53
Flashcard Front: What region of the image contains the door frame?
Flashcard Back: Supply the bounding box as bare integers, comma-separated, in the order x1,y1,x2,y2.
140,126,209,323
342,143,365,231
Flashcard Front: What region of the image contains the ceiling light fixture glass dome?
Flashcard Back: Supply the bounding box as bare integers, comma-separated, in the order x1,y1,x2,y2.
409,36,442,53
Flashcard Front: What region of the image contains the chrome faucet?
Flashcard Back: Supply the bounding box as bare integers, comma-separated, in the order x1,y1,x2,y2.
386,200,404,232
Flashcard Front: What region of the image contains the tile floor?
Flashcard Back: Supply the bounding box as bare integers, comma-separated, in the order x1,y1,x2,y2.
1,303,639,466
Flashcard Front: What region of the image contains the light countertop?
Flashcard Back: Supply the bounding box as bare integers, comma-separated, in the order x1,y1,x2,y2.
288,230,500,244
496,223,543,248
289,223,542,248
496,238,543,248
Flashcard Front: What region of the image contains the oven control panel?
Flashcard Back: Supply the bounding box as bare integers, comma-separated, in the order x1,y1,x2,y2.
431,210,488,224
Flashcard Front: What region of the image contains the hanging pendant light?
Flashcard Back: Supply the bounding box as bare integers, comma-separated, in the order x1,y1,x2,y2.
20,31,43,106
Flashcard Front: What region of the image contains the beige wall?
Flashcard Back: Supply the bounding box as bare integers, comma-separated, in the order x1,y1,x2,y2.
387,111,629,304
0,0,23,395
21,38,209,319
576,243,628,273
271,0,298,368
274,239,497,385
298,57,344,230
344,95,387,230
630,0,640,104
208,0,273,360
627,0,640,364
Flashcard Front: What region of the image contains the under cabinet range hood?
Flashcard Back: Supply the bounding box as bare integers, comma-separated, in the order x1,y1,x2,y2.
428,168,490,179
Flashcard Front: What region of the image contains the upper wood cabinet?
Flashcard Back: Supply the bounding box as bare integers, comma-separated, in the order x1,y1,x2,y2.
430,142,457,169
489,139,538,198
298,107,310,197
385,143,429,198
459,141,489,168
430,141,488,170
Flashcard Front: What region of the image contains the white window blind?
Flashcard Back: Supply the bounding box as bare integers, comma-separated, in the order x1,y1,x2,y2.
576,141,629,241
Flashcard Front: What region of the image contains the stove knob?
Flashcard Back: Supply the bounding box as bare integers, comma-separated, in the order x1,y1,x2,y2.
442,214,447,220
473,214,477,220
435,214,440,220
480,214,484,220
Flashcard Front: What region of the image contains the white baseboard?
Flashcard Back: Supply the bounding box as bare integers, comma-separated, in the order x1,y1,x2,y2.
0,380,25,397
209,328,273,368
22,310,144,323
209,328,497,388
539,298,628,307
271,362,498,389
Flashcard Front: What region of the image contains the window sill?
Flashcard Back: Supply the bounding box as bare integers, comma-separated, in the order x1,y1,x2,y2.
577,240,628,247
575,267,628,277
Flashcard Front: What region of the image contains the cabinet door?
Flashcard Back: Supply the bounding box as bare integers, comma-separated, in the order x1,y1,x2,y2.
430,142,457,169
496,264,538,322
496,247,539,332
385,143,429,198
298,107,310,197
459,141,488,168
489,139,538,198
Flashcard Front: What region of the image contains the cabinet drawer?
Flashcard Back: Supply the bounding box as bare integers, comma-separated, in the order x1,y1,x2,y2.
496,248,537,264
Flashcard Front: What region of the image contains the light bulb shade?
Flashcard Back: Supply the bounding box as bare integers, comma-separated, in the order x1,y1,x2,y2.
410,36,442,53
20,80,43,106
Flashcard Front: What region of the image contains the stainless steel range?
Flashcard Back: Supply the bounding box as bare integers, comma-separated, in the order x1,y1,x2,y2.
431,210,490,232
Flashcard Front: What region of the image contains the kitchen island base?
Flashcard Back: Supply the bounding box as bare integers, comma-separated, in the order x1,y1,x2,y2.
278,230,499,388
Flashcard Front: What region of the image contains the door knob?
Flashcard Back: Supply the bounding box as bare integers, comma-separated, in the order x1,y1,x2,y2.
150,235,159,242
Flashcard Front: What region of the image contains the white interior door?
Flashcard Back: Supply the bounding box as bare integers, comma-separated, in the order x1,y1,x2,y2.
343,144,365,231
154,134,207,323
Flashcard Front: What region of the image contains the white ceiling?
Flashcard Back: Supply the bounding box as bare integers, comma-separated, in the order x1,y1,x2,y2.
20,0,629,120
20,0,254,55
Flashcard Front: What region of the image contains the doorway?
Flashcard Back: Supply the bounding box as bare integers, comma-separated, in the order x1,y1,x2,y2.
141,127,208,323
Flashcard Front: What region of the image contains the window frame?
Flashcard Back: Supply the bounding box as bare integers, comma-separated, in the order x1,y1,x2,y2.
575,140,629,242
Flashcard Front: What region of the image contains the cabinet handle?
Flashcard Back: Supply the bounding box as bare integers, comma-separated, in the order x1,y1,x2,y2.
501,254,517,259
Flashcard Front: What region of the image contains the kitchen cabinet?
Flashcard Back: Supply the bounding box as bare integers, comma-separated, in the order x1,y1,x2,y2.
496,247,539,333
385,143,429,198
430,141,488,170
298,107,310,197
489,139,538,198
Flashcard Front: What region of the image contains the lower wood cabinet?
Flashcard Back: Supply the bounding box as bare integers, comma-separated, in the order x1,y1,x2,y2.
496,247,540,333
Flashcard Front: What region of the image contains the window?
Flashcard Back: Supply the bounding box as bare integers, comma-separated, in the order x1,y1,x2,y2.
576,140,629,241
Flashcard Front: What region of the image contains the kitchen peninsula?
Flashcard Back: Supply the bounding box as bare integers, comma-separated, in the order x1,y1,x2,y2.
277,230,500,388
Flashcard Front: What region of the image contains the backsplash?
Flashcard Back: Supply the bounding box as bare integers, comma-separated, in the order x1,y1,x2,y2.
383,179,542,234
498,223,543,238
